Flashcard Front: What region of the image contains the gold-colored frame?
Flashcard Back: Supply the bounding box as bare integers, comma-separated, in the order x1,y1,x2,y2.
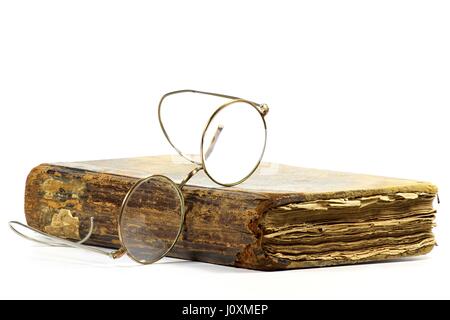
117,175,186,265
10,89,269,265
158,90,266,164
158,89,269,187
200,99,268,187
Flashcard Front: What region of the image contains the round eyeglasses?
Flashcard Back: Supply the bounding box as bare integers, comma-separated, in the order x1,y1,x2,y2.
9,89,269,265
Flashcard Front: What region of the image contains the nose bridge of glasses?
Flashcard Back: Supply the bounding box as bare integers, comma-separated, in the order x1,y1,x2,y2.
179,166,204,190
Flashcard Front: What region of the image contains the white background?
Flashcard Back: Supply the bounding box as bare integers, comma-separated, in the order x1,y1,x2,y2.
0,0,449,300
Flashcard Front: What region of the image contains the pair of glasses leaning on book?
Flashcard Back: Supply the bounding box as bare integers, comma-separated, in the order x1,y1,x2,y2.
9,90,270,264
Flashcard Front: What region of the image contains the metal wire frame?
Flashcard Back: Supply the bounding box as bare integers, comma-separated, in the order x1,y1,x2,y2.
116,175,186,264
9,218,112,257
9,89,270,265
200,98,268,187
158,89,268,167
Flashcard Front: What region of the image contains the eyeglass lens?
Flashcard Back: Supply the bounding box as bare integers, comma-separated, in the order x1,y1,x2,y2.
202,101,266,185
120,175,184,264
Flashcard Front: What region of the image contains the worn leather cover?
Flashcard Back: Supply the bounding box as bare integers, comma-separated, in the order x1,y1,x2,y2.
24,155,437,270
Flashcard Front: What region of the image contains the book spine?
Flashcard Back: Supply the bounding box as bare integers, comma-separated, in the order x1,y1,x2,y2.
24,164,282,270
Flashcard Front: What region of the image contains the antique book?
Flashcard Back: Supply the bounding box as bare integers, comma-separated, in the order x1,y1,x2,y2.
24,155,437,270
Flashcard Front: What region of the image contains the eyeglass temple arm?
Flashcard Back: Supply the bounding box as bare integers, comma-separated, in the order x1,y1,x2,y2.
204,124,224,160
8,219,113,258
161,89,266,112
179,125,224,189
162,89,242,102
190,90,269,116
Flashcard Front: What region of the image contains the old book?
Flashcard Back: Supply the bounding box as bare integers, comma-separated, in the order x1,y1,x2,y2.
24,155,437,270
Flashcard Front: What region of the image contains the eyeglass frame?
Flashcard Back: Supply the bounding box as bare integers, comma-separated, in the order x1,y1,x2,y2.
9,89,269,264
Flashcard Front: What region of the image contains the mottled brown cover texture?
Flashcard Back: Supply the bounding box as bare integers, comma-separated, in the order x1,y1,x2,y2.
24,156,437,270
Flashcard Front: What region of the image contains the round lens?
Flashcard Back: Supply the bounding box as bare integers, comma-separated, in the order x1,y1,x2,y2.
119,175,185,264
201,100,267,186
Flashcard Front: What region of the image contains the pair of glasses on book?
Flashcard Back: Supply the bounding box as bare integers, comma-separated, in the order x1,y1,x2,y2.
9,90,269,264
